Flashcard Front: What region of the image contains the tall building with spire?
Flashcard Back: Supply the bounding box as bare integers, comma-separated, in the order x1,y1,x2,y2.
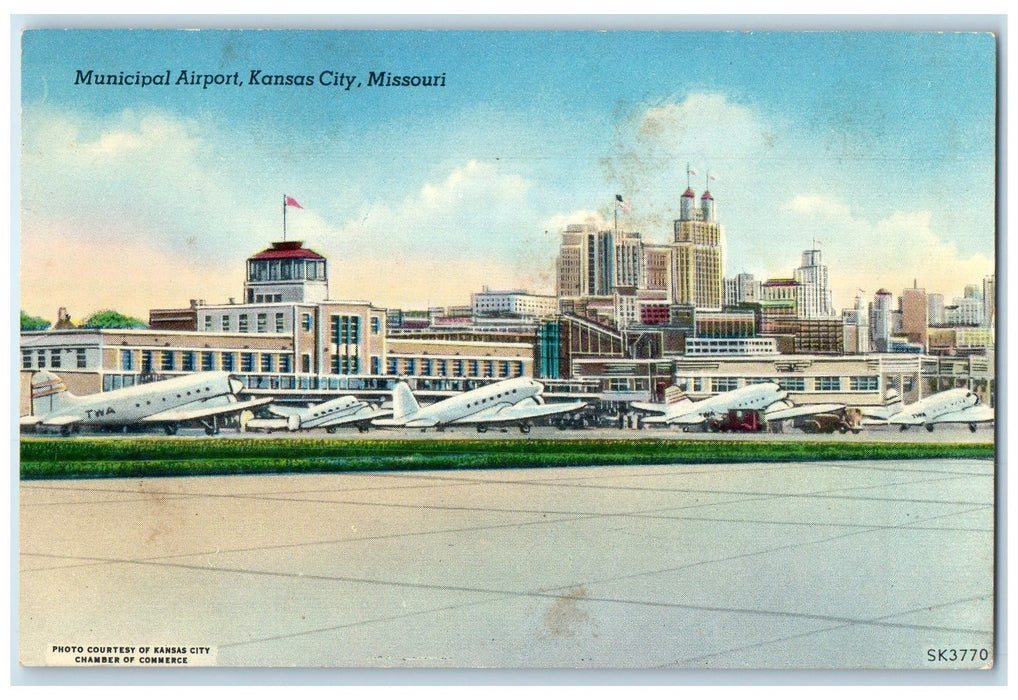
670,186,724,309
793,248,835,318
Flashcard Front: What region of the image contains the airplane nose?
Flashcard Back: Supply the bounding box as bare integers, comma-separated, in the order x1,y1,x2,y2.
229,377,245,395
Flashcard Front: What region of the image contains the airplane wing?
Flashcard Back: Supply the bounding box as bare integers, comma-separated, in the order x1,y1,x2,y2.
244,417,291,432
30,415,82,427
666,413,707,425
452,398,587,425
372,416,440,428
139,397,273,423
631,401,667,414
928,404,995,425
764,403,845,422
317,406,392,428
887,414,926,426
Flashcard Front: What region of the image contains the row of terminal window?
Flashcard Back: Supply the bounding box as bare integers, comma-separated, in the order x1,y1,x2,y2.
120,350,294,374
202,313,382,335
205,312,286,333
673,376,881,393
386,358,523,378
23,349,87,370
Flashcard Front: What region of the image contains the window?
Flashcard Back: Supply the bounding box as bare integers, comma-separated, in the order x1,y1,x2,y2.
182,352,196,372
198,350,214,372
371,356,381,374
37,350,46,368
221,353,234,372
257,314,267,333
204,315,213,331
275,312,285,333
302,313,313,332
302,354,312,373
849,376,879,391
141,350,153,373
22,350,32,369
239,314,249,332
280,355,292,373
241,353,255,372
50,349,61,368
161,351,175,371
422,359,433,376
76,349,87,369
777,378,806,392
711,377,739,392
387,358,399,375
815,376,841,391
222,315,231,332
406,359,417,375
261,354,274,372
371,316,381,334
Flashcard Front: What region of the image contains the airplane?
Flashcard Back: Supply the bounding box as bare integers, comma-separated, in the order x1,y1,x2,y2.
859,387,994,433
371,376,588,433
245,395,390,433
631,382,844,429
19,370,273,436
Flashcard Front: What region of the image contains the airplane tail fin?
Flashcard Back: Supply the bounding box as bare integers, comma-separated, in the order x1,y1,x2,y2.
30,370,74,414
390,382,421,422
882,389,903,414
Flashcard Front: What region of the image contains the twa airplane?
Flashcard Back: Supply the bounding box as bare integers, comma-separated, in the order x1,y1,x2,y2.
20,370,272,436
632,382,844,428
372,376,587,433
861,387,994,432
245,395,390,433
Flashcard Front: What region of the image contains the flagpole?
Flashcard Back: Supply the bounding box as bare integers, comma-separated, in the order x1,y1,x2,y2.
283,194,287,241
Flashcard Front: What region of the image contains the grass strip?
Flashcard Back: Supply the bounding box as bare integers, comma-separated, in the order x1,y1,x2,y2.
20,437,994,480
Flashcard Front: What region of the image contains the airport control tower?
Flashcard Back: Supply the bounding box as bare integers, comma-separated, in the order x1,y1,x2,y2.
243,240,329,304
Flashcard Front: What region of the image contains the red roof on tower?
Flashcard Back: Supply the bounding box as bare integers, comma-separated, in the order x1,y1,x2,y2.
701,190,713,200
248,240,326,261
682,188,696,198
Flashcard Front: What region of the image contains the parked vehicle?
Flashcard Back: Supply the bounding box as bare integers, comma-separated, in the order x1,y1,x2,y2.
707,409,765,433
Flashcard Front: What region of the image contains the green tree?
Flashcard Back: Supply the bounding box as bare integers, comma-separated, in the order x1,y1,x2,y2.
20,311,51,331
84,310,147,329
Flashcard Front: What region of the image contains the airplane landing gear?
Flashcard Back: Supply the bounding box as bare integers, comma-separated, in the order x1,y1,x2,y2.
164,423,179,436
969,423,977,433
925,424,935,433
476,425,488,433
519,423,531,434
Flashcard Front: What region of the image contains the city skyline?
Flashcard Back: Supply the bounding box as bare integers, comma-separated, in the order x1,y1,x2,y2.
19,29,996,320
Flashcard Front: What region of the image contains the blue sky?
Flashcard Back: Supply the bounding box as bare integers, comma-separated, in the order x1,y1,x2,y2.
19,29,997,319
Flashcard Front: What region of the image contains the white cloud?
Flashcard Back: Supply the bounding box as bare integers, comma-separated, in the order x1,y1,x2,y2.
782,194,851,219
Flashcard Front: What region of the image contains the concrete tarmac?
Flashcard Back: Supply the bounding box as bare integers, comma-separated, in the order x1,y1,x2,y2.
19,458,994,670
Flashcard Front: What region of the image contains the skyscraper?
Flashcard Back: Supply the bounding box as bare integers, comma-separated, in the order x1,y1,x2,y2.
555,223,614,298
793,249,835,319
982,274,995,329
871,288,894,352
901,284,928,350
671,187,724,309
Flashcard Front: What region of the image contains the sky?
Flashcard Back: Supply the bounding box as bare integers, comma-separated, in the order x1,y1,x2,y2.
18,28,998,321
